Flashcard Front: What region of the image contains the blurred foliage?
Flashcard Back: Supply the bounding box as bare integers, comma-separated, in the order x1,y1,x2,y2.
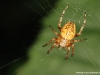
11,0,100,75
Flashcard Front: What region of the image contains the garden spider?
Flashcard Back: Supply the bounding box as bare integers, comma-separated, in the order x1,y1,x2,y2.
42,5,87,60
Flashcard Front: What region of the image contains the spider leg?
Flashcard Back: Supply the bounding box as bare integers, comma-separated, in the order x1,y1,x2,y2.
42,38,56,47
65,47,70,60
58,5,69,30
75,12,86,37
71,38,87,43
47,43,56,54
71,44,74,57
49,25,60,36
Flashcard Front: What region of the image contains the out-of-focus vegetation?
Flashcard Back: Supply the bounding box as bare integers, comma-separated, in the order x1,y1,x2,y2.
13,0,100,75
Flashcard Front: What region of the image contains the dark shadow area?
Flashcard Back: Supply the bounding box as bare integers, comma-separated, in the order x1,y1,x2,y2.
0,0,57,75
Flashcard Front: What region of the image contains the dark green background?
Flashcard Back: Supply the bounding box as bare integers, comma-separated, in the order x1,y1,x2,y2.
1,0,100,75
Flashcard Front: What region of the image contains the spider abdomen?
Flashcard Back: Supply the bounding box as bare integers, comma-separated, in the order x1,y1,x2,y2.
61,21,76,40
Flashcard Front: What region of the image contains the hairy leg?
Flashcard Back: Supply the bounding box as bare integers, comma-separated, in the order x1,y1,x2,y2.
75,12,86,37
49,25,60,36
58,5,69,30
71,44,74,57
47,43,56,54
42,38,56,47
65,47,70,60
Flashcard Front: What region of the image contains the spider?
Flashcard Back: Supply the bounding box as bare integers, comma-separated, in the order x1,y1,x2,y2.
42,5,87,60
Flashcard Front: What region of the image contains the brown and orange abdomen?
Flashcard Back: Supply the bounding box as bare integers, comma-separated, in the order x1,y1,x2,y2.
61,21,76,40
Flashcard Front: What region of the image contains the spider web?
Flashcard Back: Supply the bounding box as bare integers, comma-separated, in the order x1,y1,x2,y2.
1,0,100,75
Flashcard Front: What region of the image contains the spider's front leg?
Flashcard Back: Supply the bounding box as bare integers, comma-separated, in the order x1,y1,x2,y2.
64,43,74,60
71,44,74,57
65,47,70,60
47,43,56,54
42,38,57,54
42,38,56,47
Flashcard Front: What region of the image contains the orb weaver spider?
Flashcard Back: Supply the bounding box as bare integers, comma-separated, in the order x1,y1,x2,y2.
42,5,87,60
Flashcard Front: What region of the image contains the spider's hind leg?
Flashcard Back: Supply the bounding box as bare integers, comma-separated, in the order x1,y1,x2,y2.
58,5,69,31
75,12,86,37
49,25,60,36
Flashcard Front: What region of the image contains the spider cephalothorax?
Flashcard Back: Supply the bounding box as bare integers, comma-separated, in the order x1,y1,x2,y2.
42,5,87,60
